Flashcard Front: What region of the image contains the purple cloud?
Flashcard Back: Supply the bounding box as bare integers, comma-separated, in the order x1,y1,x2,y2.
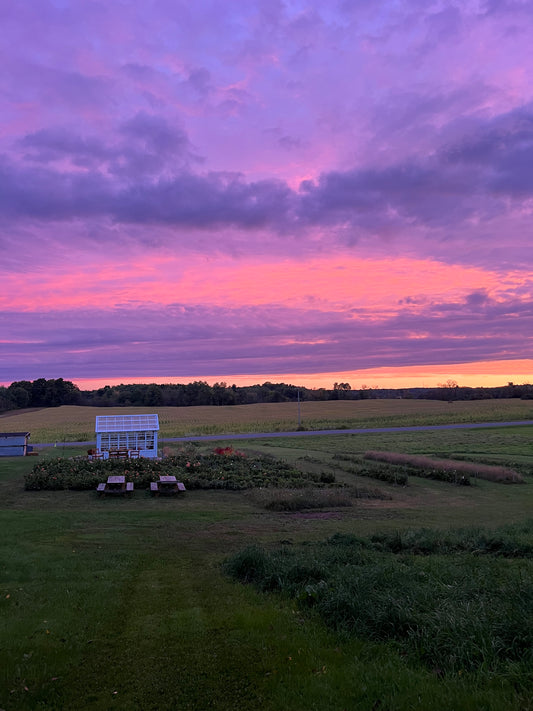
1,0,533,386
1,288,532,382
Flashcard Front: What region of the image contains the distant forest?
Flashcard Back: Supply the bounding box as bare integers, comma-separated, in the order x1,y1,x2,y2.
1,377,533,413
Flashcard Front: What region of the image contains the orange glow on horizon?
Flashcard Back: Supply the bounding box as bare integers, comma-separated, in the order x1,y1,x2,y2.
66,359,533,392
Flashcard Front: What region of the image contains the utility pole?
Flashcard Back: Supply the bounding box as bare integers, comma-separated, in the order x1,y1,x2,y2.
297,388,301,429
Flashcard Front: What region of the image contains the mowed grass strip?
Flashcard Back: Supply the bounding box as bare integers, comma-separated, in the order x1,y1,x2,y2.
2,398,533,443
0,510,272,710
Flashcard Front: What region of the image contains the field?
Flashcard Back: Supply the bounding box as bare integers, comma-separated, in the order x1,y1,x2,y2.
1,401,533,710
1,397,533,444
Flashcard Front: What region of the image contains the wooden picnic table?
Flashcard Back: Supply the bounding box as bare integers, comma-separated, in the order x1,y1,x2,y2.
150,475,186,496
97,475,134,496
107,475,126,490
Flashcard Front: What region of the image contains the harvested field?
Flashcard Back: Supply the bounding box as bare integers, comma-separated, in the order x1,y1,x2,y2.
1,398,533,443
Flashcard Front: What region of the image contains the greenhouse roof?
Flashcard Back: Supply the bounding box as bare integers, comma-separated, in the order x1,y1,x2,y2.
95,414,159,433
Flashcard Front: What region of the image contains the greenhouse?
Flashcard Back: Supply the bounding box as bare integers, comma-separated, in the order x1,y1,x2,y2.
95,414,159,459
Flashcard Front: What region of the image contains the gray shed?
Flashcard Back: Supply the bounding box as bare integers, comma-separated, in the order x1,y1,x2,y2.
0,432,31,456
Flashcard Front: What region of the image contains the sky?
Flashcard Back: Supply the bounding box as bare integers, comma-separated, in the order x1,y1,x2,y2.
1,0,533,391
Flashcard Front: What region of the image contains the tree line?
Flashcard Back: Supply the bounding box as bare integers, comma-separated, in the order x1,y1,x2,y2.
1,377,533,414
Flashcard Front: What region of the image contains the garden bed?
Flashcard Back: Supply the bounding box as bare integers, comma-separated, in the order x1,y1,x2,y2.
24,445,338,491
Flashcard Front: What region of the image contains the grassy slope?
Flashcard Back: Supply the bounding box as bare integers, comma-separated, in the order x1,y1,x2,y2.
1,408,533,709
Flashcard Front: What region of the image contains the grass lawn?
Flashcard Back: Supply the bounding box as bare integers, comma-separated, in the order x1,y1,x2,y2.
1,408,533,709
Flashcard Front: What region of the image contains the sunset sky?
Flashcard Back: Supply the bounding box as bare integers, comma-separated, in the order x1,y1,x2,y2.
1,0,532,390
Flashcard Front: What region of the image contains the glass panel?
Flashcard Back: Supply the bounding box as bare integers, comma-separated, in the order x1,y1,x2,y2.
99,430,155,450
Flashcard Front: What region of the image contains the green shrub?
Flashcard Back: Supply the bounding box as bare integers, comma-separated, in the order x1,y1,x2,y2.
333,454,408,485
249,487,354,511
24,450,334,491
222,545,273,586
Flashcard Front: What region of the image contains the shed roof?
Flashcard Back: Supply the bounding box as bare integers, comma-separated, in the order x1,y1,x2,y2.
0,432,30,437
95,414,159,433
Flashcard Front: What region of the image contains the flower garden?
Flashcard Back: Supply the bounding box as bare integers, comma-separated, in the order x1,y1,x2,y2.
24,445,336,491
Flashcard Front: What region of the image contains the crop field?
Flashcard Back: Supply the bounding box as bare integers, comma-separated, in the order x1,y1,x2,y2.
1,397,533,443
1,402,533,710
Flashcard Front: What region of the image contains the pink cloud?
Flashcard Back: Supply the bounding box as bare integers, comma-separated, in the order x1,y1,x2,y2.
2,1,533,387
1,253,526,314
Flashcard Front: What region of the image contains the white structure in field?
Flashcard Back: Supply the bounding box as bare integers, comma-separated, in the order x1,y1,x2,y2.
95,414,159,459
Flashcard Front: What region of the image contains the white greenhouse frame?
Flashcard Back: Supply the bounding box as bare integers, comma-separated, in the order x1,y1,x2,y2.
95,414,159,459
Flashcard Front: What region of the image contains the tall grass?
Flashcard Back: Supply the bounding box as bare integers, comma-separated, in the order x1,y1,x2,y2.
364,450,524,483
246,486,383,512
224,523,533,674
367,524,533,557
